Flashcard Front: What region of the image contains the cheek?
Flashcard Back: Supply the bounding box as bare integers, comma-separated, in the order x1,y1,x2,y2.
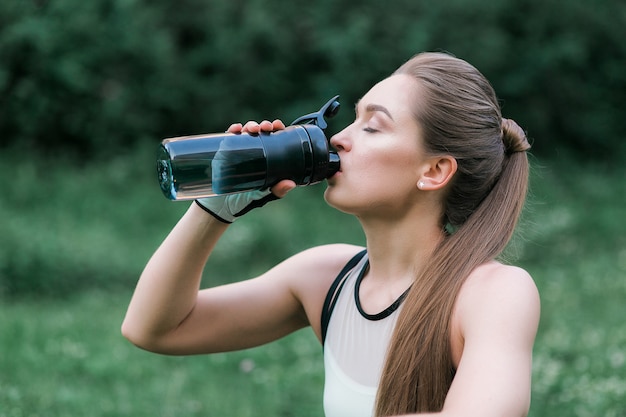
336,149,420,206
356,146,419,184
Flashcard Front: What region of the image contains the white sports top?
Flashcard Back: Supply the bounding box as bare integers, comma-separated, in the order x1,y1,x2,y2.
321,251,409,417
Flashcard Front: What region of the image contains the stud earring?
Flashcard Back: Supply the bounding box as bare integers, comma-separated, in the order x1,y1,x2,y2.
418,181,425,189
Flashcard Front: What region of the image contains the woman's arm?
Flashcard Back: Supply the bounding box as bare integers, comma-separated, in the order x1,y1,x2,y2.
121,118,356,354
121,202,229,353
394,263,540,417
121,162,364,355
121,199,362,355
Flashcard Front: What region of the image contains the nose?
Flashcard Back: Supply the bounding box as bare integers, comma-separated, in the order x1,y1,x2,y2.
329,126,350,152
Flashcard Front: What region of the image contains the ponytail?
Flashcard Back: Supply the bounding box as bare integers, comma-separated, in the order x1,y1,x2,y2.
374,53,531,416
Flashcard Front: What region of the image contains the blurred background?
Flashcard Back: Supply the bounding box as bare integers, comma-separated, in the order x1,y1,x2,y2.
1,0,624,416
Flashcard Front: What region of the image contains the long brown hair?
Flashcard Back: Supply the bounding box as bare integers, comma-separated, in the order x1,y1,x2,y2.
374,52,531,416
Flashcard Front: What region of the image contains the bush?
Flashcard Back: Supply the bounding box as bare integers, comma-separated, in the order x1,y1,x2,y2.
1,0,624,161
0,1,177,155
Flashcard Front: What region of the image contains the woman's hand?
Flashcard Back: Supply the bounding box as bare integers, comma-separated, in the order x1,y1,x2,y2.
194,119,297,223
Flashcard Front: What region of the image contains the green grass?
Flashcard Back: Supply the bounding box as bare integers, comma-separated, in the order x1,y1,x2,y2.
0,291,325,417
1,147,625,416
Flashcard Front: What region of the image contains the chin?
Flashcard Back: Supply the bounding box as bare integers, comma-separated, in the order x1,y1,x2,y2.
323,187,357,215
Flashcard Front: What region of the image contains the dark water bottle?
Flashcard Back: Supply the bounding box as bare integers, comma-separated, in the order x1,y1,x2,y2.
157,96,341,200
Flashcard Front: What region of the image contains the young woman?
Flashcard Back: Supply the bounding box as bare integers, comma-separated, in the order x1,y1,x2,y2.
122,52,540,417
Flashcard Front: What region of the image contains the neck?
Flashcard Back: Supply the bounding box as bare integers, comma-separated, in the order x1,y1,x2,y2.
358,205,445,284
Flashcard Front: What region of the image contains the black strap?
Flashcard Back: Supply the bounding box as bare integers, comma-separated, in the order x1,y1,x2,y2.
234,192,279,217
320,249,367,345
195,200,232,224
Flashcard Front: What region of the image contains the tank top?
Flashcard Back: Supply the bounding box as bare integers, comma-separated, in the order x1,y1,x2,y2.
321,250,409,417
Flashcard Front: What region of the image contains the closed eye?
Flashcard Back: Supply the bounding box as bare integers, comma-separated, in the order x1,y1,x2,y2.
363,127,378,133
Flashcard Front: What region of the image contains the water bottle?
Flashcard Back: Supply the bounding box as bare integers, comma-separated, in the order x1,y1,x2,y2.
156,96,341,200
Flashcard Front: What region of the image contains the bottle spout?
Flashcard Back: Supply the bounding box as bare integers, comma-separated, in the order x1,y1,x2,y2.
327,152,340,177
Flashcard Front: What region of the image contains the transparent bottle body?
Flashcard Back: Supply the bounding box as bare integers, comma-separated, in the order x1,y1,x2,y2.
157,125,340,201
158,133,267,200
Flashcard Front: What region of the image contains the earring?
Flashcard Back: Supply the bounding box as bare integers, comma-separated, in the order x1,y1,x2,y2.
418,181,425,189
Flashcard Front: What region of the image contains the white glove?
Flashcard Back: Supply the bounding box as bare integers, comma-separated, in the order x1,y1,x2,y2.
195,189,279,224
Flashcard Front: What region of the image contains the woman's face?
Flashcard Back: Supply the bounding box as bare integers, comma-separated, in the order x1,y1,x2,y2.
325,74,429,218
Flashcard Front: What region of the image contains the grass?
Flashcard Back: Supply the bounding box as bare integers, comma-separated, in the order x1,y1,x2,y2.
1,146,625,416
0,291,325,417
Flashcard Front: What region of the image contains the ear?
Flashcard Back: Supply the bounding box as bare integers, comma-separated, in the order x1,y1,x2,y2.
417,155,457,191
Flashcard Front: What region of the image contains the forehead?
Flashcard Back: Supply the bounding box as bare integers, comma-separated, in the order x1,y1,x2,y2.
357,74,417,119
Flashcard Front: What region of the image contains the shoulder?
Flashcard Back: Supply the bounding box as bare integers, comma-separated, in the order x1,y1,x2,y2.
279,243,366,298
455,262,540,340
461,262,539,302
269,243,365,338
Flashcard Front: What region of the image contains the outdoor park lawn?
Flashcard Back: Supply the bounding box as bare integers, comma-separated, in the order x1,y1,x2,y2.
1,146,624,417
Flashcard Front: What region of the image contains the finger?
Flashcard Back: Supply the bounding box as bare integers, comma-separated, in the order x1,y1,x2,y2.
227,123,243,133
242,121,261,134
270,180,297,198
271,119,286,130
259,120,274,132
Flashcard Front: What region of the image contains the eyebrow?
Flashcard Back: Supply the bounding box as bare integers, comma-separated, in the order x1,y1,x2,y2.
355,101,395,121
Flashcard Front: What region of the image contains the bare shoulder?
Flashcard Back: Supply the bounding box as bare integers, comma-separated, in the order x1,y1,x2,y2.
455,262,541,337
272,243,366,297
267,243,365,340
463,262,539,299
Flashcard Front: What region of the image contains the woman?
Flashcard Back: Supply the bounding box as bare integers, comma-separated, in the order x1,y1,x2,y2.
122,52,540,417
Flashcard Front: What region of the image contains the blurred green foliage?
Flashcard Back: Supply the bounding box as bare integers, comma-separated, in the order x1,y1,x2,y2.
1,0,625,159
2,3,625,416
